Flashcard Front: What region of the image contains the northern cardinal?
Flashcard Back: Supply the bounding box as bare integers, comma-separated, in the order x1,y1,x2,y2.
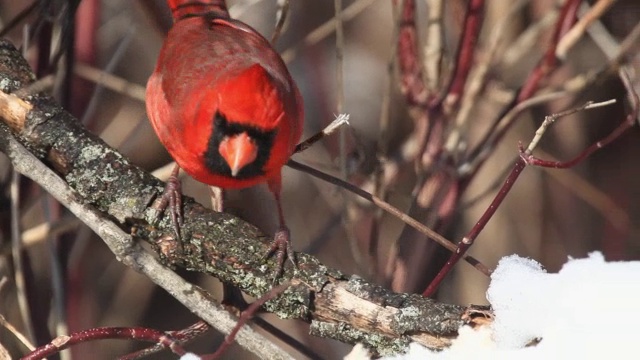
146,0,304,274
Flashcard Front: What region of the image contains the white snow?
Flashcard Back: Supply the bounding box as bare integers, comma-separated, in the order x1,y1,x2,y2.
378,252,640,359
179,353,201,360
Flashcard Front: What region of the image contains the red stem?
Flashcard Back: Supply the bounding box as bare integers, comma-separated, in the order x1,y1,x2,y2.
523,74,640,169
23,327,187,360
70,0,99,118
423,159,524,297
443,0,485,108
517,0,581,103
119,321,211,360
203,283,291,360
395,0,428,106
424,70,639,297
465,0,583,171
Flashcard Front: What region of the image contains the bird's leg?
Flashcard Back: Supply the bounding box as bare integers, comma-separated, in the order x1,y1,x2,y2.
265,177,297,278
208,185,224,212
209,185,249,310
268,195,297,276
150,163,183,240
272,194,297,268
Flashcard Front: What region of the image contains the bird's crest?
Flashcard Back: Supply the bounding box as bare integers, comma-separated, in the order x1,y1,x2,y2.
168,0,229,22
215,64,285,129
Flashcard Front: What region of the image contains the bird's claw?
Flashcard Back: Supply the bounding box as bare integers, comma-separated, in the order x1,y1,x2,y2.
263,226,297,282
151,173,183,241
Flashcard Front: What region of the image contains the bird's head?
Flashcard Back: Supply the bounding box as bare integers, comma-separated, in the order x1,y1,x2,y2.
202,63,285,179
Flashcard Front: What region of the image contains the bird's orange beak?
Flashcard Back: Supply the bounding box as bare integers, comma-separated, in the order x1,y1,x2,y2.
218,132,258,177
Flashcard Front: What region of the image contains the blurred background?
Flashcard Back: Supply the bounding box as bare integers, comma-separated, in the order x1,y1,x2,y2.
0,0,639,358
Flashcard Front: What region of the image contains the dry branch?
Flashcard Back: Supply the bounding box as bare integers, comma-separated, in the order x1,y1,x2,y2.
0,40,477,357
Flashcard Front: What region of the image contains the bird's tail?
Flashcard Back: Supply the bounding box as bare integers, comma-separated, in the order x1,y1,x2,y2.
167,0,229,22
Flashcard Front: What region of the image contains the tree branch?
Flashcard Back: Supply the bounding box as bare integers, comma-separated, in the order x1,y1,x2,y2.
0,100,293,360
0,39,477,356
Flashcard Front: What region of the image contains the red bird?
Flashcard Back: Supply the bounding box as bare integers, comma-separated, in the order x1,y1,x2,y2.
146,0,304,273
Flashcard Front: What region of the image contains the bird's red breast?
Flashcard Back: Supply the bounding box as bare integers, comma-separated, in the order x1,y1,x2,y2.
146,2,303,189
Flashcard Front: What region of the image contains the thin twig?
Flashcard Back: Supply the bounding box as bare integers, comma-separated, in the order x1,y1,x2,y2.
0,313,36,352
517,0,581,103
556,0,617,60
424,0,444,91
10,169,36,343
73,63,146,102
537,149,630,232
294,114,350,153
395,0,428,105
287,159,491,276
334,0,346,180
13,74,55,97
369,1,404,280
80,24,136,125
524,99,617,154
501,9,558,67
466,28,640,176
41,193,70,357
0,0,42,37
281,0,376,63
522,71,639,168
206,283,291,360
424,87,632,297
22,216,82,247
271,0,290,44
442,0,485,111
446,0,529,154
605,17,640,67
24,326,188,360
332,0,365,274
118,321,211,360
